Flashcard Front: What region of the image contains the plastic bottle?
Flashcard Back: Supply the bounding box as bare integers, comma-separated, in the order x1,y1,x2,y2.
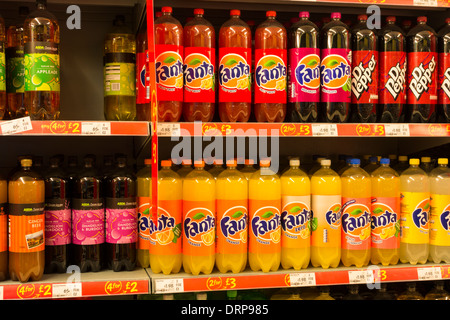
310,159,342,269
314,286,335,300
394,155,409,175
155,6,183,122
208,159,224,179
23,0,60,120
428,158,450,263
420,156,433,174
177,159,192,179
44,155,70,273
350,14,378,123
150,160,182,274
218,10,252,122
0,174,6,281
363,156,379,174
0,14,5,119
248,159,281,272
343,285,364,300
378,16,406,123
8,158,45,282
280,158,311,270
136,159,151,268
399,158,430,265
340,159,371,268
437,18,450,122
136,19,150,121
216,159,248,273
254,11,287,122
397,282,423,300
183,160,215,275
425,281,450,300
372,283,394,300
287,11,320,122
370,158,400,266
406,16,437,123
183,8,215,122
320,12,351,123
308,156,326,178
240,159,257,180
402,19,413,34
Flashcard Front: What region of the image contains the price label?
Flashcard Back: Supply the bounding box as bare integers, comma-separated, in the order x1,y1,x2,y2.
154,278,184,294
157,123,181,137
1,116,33,135
312,124,338,137
0,286,3,300
413,0,437,6
348,270,375,284
52,283,82,299
81,122,111,135
384,124,410,137
417,267,442,281
289,272,316,287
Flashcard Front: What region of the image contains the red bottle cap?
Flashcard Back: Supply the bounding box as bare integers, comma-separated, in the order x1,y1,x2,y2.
194,8,204,15
358,14,367,21
417,16,427,23
331,12,341,19
230,9,240,16
161,6,172,13
266,11,276,17
386,16,396,23
299,11,310,18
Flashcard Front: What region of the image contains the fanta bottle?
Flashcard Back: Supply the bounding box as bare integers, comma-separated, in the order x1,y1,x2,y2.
420,156,433,174
399,158,430,265
216,159,248,273
370,158,401,266
240,159,257,180
280,159,311,270
183,9,215,122
310,159,342,268
183,160,215,275
177,159,192,178
397,282,423,300
340,159,371,268
218,10,252,122
437,18,450,123
363,156,379,174
136,159,151,268
428,158,450,263
254,11,287,122
150,160,182,275
155,7,183,122
394,155,409,175
248,159,281,272
208,159,224,179
308,156,326,178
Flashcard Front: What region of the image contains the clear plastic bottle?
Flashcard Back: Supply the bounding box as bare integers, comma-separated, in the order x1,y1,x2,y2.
420,156,433,174
425,281,450,300
397,282,423,300
394,155,409,175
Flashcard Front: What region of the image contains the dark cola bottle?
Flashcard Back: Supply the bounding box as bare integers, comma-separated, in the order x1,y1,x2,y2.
378,16,406,123
406,16,438,123
105,155,137,271
349,14,378,123
437,18,450,122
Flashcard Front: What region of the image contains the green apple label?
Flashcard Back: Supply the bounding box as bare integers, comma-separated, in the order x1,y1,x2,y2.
24,42,60,92
0,42,5,92
104,62,136,97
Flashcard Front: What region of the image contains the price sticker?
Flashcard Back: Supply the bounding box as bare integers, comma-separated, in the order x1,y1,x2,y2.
348,270,375,284
0,286,3,300
384,124,410,137
81,122,111,135
1,116,33,135
417,267,442,281
52,283,82,299
413,0,437,6
289,272,316,287
154,278,184,294
157,123,181,137
312,124,338,137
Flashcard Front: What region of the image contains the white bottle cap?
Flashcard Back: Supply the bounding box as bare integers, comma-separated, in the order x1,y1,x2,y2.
290,159,300,167
321,159,331,166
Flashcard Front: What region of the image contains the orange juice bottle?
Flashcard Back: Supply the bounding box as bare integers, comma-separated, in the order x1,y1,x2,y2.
216,159,248,273
249,159,281,272
310,159,342,268
280,159,311,270
149,160,182,275
340,158,371,267
183,160,216,275
136,158,151,268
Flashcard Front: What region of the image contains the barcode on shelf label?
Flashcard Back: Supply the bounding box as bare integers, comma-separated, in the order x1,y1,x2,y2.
413,0,437,6
1,116,32,135
289,272,316,287
154,278,184,294
157,123,181,137
384,124,410,136
348,270,375,284
312,124,338,137
52,283,82,298
417,267,442,281
81,122,111,135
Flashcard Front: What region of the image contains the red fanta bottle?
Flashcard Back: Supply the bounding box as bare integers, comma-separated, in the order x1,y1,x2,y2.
183,9,215,122
218,10,252,122
254,11,287,122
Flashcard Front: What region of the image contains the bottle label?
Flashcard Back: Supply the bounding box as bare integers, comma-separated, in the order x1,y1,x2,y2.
351,50,378,104
438,52,450,105
281,195,311,249
249,199,281,254
24,41,60,92
254,48,287,104
155,44,183,102
371,197,400,250
378,51,407,104
320,48,352,103
407,52,438,105
429,194,450,246
137,196,151,250
183,47,215,103
72,199,104,245
218,47,252,103
288,48,320,103
341,197,371,250
0,203,7,252
311,195,341,248
183,200,215,256
104,51,136,97
149,199,182,255
400,192,430,244
6,46,25,94
136,51,150,104
8,203,45,253
105,197,138,244
216,199,248,255
0,42,6,92
45,199,71,246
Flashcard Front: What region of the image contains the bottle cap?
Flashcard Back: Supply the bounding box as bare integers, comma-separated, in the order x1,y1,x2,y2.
421,156,431,162
155,11,162,18
290,159,300,167
21,159,32,167
358,14,368,21
213,159,223,165
410,158,420,165
369,156,378,163
380,158,390,165
194,8,204,15
182,159,192,166
438,158,448,165
266,11,276,17
260,159,271,167
144,158,151,165
245,159,255,165
350,158,360,165
230,9,240,16
226,159,237,167
321,159,331,166
299,11,309,18
386,16,396,23
194,160,205,167
331,12,341,19
161,6,172,13
161,160,172,167
417,16,427,23
399,155,408,161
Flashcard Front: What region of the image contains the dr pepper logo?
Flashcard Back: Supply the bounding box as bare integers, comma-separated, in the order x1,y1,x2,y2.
156,51,183,89
255,55,287,91
219,54,250,90
408,53,437,102
320,54,351,90
295,54,320,89
184,53,214,91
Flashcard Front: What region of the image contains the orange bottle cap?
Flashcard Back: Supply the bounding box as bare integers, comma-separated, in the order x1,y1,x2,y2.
260,159,271,167
144,158,151,165
226,159,237,167
194,8,204,15
162,6,172,13
194,160,205,167
230,9,240,16
182,159,192,165
266,11,276,17
245,159,255,165
161,160,172,167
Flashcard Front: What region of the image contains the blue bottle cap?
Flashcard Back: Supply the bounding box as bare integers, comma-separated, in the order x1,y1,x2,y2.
350,158,360,165
380,158,390,165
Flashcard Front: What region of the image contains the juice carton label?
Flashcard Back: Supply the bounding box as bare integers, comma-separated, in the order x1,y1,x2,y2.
155,44,184,102
378,51,407,104
371,197,400,250
218,47,252,103
351,50,378,104
254,48,287,104
288,48,320,103
216,199,248,254
281,195,311,249
8,203,45,253
320,48,351,103
136,51,150,104
6,46,24,94
24,41,60,92
183,200,215,256
407,52,438,105
400,192,430,244
311,195,341,248
184,47,215,103
137,196,151,250
438,52,450,105
0,42,4,92
0,203,6,252
341,197,371,250
72,199,104,245
249,199,281,254
105,198,138,244
429,194,450,246
44,198,71,246
149,199,182,256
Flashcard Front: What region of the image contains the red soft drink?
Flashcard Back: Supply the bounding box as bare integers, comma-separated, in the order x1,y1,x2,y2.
183,9,215,122
254,11,287,122
437,18,450,123
218,10,252,122
155,7,183,122
136,21,150,121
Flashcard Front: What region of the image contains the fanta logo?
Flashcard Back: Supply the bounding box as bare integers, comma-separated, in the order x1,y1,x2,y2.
251,208,281,242
320,55,351,89
371,208,397,230
138,211,149,233
440,207,450,231
352,54,376,100
441,68,450,99
409,56,436,100
412,199,430,230
220,208,247,241
281,203,310,234
386,60,406,100
325,204,341,228
341,206,371,235
295,54,320,89
183,53,214,89
156,51,183,88
255,55,286,91
140,64,146,87
219,54,250,89
371,203,399,240
184,209,215,244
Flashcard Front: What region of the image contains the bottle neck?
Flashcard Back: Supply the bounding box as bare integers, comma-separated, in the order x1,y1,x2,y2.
37,2,46,10
290,165,299,170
